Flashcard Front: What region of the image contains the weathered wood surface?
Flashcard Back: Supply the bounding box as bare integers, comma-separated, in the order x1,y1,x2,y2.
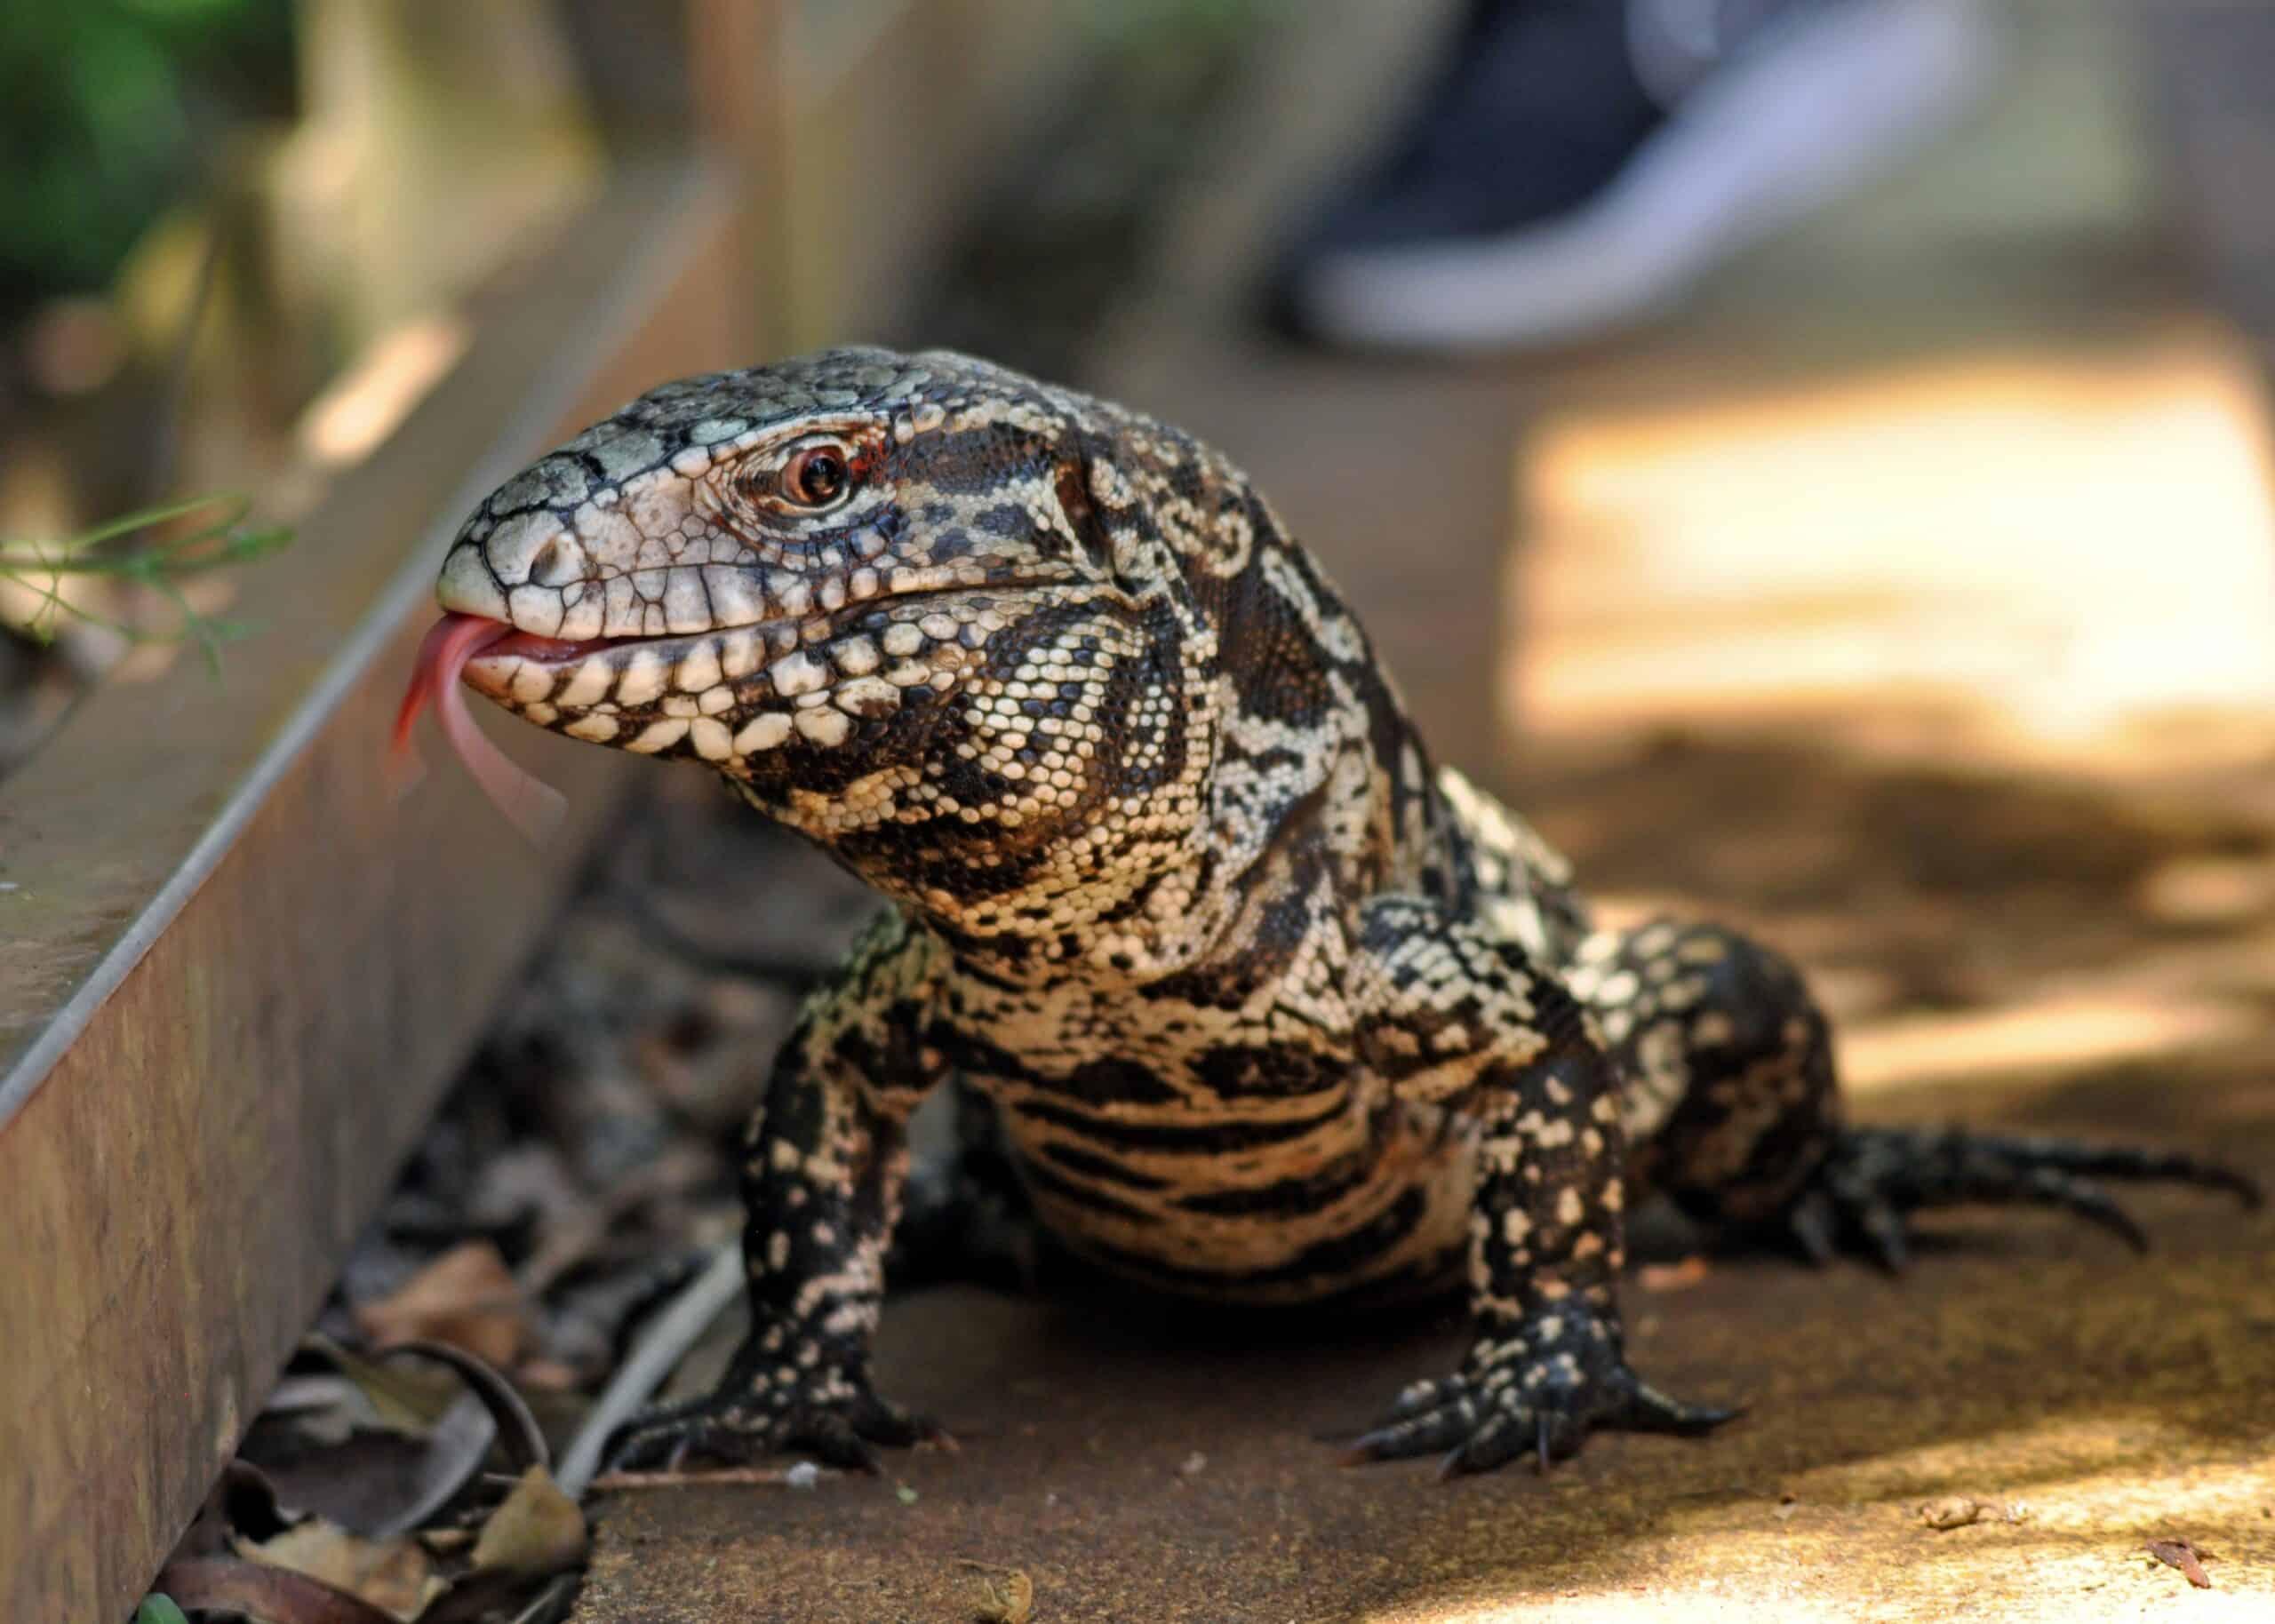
0,163,747,1624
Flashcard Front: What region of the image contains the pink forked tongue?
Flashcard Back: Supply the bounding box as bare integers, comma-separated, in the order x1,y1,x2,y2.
394,612,570,848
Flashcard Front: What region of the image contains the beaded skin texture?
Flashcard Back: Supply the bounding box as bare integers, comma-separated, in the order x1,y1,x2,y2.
434,347,2258,1477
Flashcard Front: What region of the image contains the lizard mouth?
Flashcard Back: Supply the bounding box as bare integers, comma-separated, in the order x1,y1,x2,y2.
398,580,1052,839
486,628,643,663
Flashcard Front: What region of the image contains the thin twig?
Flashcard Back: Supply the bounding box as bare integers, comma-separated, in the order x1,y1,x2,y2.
587,1465,835,1491
554,1242,744,1499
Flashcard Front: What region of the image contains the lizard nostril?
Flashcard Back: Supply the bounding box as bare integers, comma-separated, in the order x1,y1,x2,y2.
531,537,582,586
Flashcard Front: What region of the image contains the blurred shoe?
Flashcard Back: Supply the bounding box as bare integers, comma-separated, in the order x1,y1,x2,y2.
1267,0,2008,352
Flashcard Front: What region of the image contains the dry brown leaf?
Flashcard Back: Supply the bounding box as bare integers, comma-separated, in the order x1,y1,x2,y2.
470,1468,588,1580
251,1402,491,1540
1638,1255,1713,1292
1917,1495,2022,1531
515,1357,581,1392
171,1461,291,1562
355,1242,531,1368
302,1336,465,1432
156,1558,399,1624
238,1520,447,1620
954,1560,1034,1624
378,1339,551,1473
2146,1538,2214,1588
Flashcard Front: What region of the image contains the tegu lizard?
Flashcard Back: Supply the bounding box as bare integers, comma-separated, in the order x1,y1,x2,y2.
409,347,2259,1477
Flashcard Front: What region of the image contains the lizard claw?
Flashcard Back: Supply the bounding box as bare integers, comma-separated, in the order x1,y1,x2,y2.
603,1366,941,1477
1784,1126,2258,1270
1342,1304,1735,1477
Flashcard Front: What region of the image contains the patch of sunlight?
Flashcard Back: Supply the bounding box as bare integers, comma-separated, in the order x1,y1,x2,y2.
1359,1426,2275,1623
1780,1415,2231,1508
2136,854,2275,927
1511,322,2275,776
1834,989,2261,1093
299,314,471,468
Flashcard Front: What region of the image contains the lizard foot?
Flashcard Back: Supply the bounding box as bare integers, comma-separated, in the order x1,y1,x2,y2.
1784,1126,2264,1271
604,1365,944,1475
1340,1306,1735,1477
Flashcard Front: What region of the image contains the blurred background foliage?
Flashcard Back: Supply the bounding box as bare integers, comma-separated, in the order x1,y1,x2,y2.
0,0,295,321
0,0,604,776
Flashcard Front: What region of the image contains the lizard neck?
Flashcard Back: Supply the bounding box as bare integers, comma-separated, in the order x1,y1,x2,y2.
729,595,1232,987
736,736,1227,988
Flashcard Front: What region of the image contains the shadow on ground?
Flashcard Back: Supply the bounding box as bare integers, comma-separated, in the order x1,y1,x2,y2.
578,1143,2273,1623
573,734,2275,1624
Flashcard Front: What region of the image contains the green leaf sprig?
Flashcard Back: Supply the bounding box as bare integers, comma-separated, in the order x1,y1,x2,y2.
1,491,291,673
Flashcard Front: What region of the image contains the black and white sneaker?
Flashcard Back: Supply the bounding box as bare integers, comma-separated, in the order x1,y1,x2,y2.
1266,0,2006,352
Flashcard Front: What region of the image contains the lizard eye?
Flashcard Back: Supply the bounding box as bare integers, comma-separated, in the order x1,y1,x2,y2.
779,442,853,510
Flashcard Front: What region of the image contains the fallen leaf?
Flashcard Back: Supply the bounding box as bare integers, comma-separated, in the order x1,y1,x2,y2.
379,1338,551,1471
171,1460,291,1562
355,1242,531,1368
469,1468,587,1580
516,1357,582,1392
251,1339,549,1539
1917,1496,2020,1531
260,1374,373,1437
304,1335,470,1433
955,1560,1034,1624
238,1519,447,1619
249,1401,491,1540
415,1469,589,1624
156,1557,402,1624
2146,1538,2214,1588
1638,1256,1713,1292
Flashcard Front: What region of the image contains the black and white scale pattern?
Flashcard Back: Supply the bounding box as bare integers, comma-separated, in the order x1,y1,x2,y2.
434,347,2260,1476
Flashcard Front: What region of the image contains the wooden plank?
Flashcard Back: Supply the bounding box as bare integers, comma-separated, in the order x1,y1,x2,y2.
775,0,1087,347
0,159,749,1623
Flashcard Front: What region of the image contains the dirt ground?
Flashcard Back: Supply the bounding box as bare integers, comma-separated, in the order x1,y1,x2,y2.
570,2,2275,1618
564,731,2275,1623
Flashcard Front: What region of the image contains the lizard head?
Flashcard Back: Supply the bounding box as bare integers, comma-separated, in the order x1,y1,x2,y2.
427,346,1225,925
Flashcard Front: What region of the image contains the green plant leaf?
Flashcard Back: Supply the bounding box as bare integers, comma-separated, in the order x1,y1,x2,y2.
0,489,291,673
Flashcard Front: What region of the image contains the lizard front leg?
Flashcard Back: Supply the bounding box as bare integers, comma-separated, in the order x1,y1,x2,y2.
609,915,949,1473
1342,897,1733,1476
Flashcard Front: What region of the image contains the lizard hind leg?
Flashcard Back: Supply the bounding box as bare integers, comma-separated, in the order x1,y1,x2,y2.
1791,1126,2263,1270
1568,918,2263,1270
